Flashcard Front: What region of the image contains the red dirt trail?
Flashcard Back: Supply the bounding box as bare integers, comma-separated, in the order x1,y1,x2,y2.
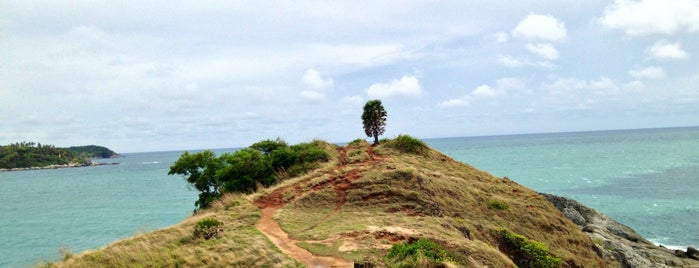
254,146,362,268
255,206,353,268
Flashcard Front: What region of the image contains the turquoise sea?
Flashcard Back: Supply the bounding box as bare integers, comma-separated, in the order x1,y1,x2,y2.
1,127,698,267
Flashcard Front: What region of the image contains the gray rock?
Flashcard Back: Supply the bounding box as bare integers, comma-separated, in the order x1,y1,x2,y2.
542,193,699,268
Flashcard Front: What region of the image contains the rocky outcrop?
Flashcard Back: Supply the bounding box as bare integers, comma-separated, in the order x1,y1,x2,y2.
543,193,699,268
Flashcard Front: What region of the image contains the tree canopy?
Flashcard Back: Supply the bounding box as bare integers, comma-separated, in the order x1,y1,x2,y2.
0,142,93,169
362,99,387,144
169,139,330,210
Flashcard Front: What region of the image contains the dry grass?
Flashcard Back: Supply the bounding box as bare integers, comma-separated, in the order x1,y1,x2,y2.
45,140,612,267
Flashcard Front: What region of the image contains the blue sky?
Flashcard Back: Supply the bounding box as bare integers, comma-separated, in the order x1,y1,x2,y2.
1,1,698,152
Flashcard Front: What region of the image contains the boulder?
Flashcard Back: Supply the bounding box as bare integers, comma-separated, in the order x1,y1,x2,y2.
542,193,699,268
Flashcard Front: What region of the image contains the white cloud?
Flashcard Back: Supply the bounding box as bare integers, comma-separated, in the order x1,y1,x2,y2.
496,77,526,91
646,40,688,60
302,68,333,89
623,80,646,90
629,66,666,79
494,32,509,43
512,13,567,42
600,0,699,36
498,55,554,68
439,98,469,108
440,78,526,108
525,43,560,60
471,84,497,98
366,75,422,98
301,90,325,102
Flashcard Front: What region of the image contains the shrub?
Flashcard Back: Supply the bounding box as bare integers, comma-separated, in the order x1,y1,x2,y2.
388,135,428,155
170,139,331,210
250,138,288,155
348,138,365,146
488,199,508,210
499,229,561,268
385,238,450,265
193,218,223,240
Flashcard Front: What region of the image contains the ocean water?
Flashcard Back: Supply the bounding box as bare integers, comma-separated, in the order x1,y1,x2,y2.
1,127,698,267
0,151,201,267
427,126,699,249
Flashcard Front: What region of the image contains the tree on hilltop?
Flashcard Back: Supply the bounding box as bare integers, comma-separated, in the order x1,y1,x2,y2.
362,99,387,145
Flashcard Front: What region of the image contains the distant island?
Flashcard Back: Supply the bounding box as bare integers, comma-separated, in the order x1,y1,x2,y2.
0,142,120,171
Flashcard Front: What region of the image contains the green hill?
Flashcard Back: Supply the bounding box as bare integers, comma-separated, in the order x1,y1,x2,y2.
46,138,698,267
0,142,118,170
66,145,120,159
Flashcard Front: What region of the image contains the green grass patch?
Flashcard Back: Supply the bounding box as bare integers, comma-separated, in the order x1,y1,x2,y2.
387,135,428,155
385,238,451,266
487,199,508,210
499,229,561,268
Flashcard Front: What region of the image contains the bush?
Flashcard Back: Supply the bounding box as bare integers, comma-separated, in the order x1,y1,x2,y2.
169,139,331,210
348,138,365,146
385,238,450,266
388,135,428,155
488,199,508,210
499,229,561,268
193,218,223,240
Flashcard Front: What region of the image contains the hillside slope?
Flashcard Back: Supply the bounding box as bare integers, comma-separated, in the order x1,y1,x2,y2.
53,139,613,267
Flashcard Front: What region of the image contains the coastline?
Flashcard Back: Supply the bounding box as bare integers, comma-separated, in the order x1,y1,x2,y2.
543,193,699,266
0,162,120,172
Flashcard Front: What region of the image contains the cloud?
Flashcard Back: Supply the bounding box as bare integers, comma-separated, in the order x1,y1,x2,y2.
600,0,699,36
646,40,688,60
629,66,666,79
525,43,559,60
302,69,333,89
440,78,525,108
471,84,497,98
498,55,554,68
301,90,325,102
439,98,469,108
512,13,567,42
496,77,526,90
494,32,509,43
366,75,422,98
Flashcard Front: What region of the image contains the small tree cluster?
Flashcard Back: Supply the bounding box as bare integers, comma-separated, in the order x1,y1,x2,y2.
169,139,330,210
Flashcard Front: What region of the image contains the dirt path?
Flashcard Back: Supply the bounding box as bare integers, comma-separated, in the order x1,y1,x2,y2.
254,146,388,267
255,206,353,268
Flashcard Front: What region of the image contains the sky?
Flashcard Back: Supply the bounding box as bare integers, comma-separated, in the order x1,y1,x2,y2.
1,1,698,153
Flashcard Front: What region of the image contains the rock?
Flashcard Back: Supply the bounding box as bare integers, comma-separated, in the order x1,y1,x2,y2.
687,247,699,260
542,193,699,268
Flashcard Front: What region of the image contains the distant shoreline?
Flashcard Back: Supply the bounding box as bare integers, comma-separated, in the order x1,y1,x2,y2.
0,162,120,172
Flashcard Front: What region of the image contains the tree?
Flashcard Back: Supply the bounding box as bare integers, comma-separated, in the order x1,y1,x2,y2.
168,150,222,210
362,99,387,144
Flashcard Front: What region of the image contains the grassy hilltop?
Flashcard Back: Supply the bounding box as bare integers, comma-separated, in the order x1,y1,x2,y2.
49,136,612,267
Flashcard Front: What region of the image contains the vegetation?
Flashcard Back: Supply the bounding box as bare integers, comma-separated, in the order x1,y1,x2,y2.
169,139,330,210
66,145,119,159
362,99,387,144
385,134,429,155
51,138,610,268
0,142,90,169
192,218,223,240
499,229,562,268
488,199,508,210
385,238,451,267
